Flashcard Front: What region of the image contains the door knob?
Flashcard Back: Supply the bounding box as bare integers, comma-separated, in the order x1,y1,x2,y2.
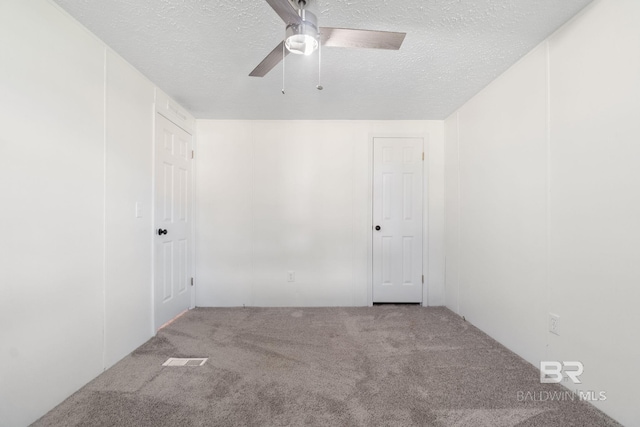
157,228,168,235
375,225,381,231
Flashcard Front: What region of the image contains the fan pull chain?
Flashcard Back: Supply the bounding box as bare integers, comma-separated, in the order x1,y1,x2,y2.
282,30,286,95
316,32,323,91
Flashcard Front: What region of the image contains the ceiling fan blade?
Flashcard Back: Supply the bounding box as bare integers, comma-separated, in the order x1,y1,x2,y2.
320,27,406,50
249,41,290,77
266,0,302,26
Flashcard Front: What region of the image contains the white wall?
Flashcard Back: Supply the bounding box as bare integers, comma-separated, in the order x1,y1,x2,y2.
195,120,445,307
0,3,105,426
444,0,640,425
104,51,155,368
0,1,177,425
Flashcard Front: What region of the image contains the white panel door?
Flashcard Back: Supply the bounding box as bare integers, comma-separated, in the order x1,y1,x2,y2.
154,113,192,330
373,138,423,303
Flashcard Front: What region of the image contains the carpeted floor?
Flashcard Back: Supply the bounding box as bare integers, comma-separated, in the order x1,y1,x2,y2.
33,306,620,426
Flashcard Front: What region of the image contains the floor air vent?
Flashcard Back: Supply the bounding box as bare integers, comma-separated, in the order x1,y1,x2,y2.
162,358,208,366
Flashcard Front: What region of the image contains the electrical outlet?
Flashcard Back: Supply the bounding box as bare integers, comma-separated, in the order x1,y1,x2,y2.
287,271,295,282
549,313,560,336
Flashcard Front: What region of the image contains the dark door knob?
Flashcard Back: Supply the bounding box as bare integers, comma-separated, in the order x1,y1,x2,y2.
375,225,381,231
157,228,168,235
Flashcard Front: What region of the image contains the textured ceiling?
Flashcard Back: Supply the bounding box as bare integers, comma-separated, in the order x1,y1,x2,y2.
52,0,593,119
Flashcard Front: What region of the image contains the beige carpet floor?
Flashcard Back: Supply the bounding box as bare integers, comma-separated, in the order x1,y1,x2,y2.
33,306,620,426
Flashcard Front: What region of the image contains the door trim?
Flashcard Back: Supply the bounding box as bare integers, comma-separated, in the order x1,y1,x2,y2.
367,133,430,307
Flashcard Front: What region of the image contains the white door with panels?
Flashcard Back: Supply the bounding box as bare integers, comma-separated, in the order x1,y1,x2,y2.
372,137,424,303
154,113,192,330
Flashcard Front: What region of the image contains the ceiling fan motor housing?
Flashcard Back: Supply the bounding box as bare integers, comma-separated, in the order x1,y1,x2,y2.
285,9,319,55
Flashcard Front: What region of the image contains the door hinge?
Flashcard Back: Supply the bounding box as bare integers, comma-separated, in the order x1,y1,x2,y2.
422,275,424,284
191,150,194,159
422,152,424,161
190,277,194,287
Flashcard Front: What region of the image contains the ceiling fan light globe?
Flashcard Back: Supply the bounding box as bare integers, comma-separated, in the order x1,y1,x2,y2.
285,34,318,55
284,10,319,56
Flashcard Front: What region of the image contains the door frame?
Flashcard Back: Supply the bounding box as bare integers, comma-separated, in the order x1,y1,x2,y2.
367,133,429,307
151,91,196,334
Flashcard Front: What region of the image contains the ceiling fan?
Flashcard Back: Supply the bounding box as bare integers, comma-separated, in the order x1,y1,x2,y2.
249,0,406,88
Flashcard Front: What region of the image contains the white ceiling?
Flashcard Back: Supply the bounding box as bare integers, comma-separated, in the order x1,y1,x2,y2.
52,0,593,120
